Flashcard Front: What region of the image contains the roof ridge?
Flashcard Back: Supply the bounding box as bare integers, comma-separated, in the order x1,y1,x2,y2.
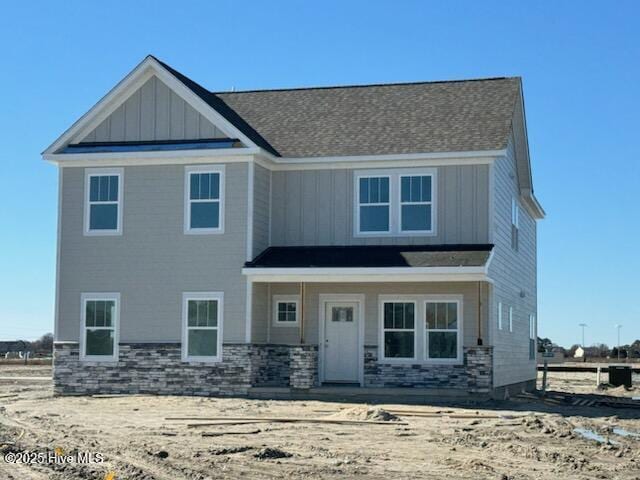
214,76,520,95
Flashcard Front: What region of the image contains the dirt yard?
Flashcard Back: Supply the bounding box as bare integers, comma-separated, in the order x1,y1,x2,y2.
1,365,639,479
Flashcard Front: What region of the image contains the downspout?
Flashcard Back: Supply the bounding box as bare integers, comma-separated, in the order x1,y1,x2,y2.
299,282,305,344
477,282,483,346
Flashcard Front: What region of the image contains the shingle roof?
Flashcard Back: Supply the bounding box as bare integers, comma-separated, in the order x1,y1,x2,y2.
245,245,493,269
156,57,520,158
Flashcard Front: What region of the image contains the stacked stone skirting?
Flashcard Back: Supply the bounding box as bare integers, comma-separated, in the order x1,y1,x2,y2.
54,342,490,396
364,345,493,393
53,342,319,396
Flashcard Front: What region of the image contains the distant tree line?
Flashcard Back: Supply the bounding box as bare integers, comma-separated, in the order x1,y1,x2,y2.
538,337,640,359
0,333,54,357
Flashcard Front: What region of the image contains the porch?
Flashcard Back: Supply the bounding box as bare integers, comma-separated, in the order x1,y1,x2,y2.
244,245,495,394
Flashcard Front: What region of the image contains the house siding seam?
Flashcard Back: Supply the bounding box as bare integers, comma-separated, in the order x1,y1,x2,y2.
488,133,538,388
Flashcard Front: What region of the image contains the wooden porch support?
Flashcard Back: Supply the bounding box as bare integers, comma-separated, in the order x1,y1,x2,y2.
477,281,483,346
299,282,305,344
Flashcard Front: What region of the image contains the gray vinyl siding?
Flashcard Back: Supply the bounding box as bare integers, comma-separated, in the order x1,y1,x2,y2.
254,282,489,348
489,134,538,388
252,164,271,257
56,163,248,343
79,76,227,143
270,165,489,246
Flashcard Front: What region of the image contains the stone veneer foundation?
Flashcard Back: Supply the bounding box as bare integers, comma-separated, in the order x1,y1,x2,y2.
53,342,491,396
364,345,493,393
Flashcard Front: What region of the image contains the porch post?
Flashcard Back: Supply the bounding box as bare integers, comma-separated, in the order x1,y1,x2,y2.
299,282,305,343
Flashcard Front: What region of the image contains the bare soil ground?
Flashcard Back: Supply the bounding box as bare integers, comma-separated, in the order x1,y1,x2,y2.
0,366,639,479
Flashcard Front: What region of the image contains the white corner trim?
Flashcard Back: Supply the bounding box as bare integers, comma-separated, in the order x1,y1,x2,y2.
79,292,120,362
245,280,252,343
182,291,224,363
184,164,225,235
246,162,254,261
83,167,124,236
271,294,301,327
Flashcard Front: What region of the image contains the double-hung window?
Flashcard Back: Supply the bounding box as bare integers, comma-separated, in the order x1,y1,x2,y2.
400,175,433,232
357,176,390,233
425,300,461,360
85,168,123,235
497,301,503,330
355,169,436,236
272,295,299,327
382,301,415,359
185,166,225,234
81,293,119,361
529,315,536,360
182,292,223,362
511,198,519,251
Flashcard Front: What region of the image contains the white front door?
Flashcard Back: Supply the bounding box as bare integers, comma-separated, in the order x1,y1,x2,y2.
323,301,359,383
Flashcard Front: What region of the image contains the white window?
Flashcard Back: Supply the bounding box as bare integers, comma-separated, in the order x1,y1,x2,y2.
182,292,223,362
80,293,119,361
357,176,390,233
529,315,536,360
400,175,433,233
509,306,514,332
185,165,225,234
355,169,436,236
84,168,123,235
497,301,503,330
381,301,416,360
272,295,299,327
511,198,519,251
425,300,462,361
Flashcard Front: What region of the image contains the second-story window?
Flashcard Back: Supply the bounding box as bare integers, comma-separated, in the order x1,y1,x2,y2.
358,176,390,233
400,175,433,232
185,166,225,234
85,168,123,236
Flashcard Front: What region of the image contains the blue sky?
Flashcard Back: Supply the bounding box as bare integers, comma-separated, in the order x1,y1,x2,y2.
0,1,638,347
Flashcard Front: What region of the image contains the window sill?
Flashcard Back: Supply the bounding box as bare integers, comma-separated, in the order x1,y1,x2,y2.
80,356,118,364
83,230,122,237
184,228,224,235
182,356,223,364
378,358,463,366
272,322,300,328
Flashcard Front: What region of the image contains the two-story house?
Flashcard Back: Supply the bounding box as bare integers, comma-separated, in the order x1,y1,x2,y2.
44,56,544,399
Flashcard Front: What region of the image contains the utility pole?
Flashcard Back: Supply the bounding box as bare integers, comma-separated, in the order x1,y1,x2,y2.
579,323,587,347
615,324,622,361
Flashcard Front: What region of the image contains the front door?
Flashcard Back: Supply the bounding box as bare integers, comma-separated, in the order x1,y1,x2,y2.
323,302,359,383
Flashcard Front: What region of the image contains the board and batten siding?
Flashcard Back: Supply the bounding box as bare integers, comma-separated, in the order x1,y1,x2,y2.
253,282,490,348
56,163,249,344
270,164,490,246
79,76,227,144
489,134,538,388
252,164,271,258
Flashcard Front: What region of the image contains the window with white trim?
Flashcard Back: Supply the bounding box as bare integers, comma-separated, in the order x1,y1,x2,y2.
182,292,223,361
400,175,433,232
511,198,519,251
358,176,390,233
509,306,514,332
355,169,436,236
497,301,503,330
529,314,536,360
425,300,460,360
382,302,415,359
85,169,122,235
81,293,119,361
272,295,299,326
185,166,224,233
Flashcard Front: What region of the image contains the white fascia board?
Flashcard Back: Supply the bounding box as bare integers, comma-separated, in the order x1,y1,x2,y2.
42,56,261,157
242,267,492,283
520,188,546,219
44,148,260,167
256,149,504,171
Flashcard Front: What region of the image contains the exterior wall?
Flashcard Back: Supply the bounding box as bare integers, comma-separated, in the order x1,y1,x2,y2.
54,342,252,396
56,163,248,343
364,345,492,393
79,76,227,143
252,164,271,257
263,282,490,348
270,164,490,246
489,134,538,388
